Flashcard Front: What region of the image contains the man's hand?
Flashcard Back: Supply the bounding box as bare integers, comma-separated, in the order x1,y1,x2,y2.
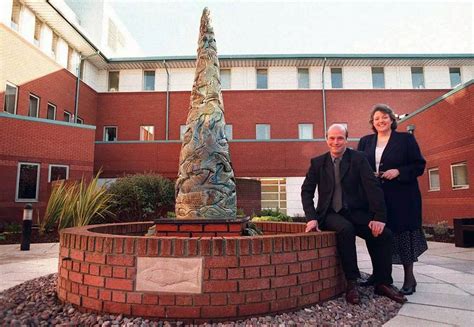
381,169,400,180
305,220,321,233
368,220,385,237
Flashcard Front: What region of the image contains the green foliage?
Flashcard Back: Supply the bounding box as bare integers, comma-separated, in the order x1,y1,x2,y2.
166,211,176,218
433,220,449,236
253,208,292,222
236,208,246,217
107,173,175,222
243,222,263,236
41,173,114,232
4,223,22,233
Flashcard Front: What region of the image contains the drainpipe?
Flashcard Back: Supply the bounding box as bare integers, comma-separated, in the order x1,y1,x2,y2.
74,51,100,123
321,57,327,135
163,60,170,140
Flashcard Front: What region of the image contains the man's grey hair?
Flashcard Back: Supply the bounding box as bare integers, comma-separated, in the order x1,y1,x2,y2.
326,123,349,138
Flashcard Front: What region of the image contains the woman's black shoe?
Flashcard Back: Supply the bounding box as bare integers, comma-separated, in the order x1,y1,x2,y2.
359,275,376,287
400,284,417,295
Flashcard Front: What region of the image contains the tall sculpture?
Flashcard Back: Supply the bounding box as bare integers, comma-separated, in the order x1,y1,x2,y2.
175,8,237,219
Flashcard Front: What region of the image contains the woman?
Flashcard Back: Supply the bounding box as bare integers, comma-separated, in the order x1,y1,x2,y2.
357,104,428,295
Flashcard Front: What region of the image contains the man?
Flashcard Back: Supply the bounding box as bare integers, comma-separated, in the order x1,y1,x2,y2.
301,124,406,304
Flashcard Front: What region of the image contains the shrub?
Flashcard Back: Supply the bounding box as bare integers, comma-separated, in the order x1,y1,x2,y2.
41,173,114,232
433,220,449,236
107,173,175,222
253,208,292,222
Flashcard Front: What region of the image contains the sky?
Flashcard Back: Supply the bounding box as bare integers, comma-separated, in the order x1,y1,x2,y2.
89,0,474,57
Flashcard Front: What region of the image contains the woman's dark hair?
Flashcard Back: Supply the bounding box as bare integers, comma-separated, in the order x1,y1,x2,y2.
369,104,398,133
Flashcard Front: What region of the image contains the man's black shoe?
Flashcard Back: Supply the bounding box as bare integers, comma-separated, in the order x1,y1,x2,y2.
345,280,360,304
359,275,376,287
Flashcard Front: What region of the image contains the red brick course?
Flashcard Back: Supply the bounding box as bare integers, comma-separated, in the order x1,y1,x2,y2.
58,221,344,322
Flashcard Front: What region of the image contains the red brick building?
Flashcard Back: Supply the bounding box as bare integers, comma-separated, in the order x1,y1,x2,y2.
1,0,473,224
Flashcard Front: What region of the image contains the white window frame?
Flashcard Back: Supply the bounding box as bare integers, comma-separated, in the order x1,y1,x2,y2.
220,69,231,89
256,124,271,140
143,70,156,91
297,68,310,89
63,111,71,122
108,71,120,92
371,67,385,89
449,67,462,88
140,125,155,141
428,168,440,191
256,69,268,89
48,164,69,183
4,82,18,114
411,67,425,89
298,123,313,140
77,117,84,124
47,102,56,120
104,126,118,142
330,67,343,89
28,94,40,118
15,162,40,202
451,162,469,190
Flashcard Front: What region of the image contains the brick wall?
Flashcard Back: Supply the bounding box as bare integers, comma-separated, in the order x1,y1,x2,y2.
236,178,261,216
58,222,344,323
398,83,474,226
0,115,96,223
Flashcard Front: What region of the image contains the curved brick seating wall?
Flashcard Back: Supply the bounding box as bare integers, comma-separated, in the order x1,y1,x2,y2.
57,222,344,323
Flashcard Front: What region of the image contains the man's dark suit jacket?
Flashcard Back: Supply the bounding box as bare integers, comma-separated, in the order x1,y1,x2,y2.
301,148,387,226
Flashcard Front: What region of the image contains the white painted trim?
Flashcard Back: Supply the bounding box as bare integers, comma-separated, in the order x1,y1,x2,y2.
4,81,19,115
48,164,69,183
15,162,40,202
63,110,71,122
47,102,57,120
428,167,440,191
28,93,40,118
450,162,469,190
104,125,118,142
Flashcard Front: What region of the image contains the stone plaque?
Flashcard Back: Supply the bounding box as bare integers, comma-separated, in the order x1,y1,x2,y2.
136,257,203,293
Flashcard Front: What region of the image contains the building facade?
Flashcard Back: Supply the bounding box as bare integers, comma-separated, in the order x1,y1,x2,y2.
1,0,473,224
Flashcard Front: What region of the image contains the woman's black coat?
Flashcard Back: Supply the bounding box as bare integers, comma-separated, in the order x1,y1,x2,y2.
357,131,426,233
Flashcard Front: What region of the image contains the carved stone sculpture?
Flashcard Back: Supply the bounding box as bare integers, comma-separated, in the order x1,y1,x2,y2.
175,8,237,219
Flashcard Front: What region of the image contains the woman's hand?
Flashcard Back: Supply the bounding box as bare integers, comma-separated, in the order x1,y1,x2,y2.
381,169,400,180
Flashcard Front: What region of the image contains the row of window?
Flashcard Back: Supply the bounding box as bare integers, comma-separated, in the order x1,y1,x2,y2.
102,123,327,142
3,82,83,123
428,163,469,191
15,163,69,202
11,0,77,71
108,67,464,92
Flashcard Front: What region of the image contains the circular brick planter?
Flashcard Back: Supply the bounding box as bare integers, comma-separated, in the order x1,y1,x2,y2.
57,221,344,323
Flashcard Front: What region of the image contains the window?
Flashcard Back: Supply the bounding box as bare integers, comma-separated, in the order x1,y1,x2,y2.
449,68,462,88
107,19,125,52
371,67,385,89
220,69,231,89
52,32,58,58
108,71,119,92
63,111,71,122
4,82,18,114
298,124,313,139
298,68,310,89
256,124,270,140
140,125,154,141
28,94,40,117
260,178,287,214
11,0,21,31
180,125,187,141
16,163,40,202
144,71,155,91
451,162,469,189
411,67,425,89
34,17,42,46
104,126,118,142
224,124,233,140
77,117,83,124
256,69,268,89
331,68,343,88
48,165,69,182
428,168,440,191
47,103,56,120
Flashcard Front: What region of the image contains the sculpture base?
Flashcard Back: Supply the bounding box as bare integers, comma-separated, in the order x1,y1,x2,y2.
153,217,250,237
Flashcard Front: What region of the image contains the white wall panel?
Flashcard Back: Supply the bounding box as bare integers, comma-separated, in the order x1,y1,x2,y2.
268,67,297,89
231,67,256,90
119,69,142,92
19,6,35,43
0,0,13,26
397,66,413,89
384,66,399,89
40,25,53,57
309,67,322,89
461,66,474,82
85,64,104,92
169,68,194,91
155,69,168,92
56,38,69,68
425,66,450,89
286,177,316,217
344,66,372,89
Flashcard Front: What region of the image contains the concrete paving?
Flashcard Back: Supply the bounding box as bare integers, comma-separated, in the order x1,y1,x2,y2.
0,240,473,326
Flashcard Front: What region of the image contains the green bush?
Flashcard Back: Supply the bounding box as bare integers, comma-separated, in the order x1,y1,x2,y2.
107,173,175,222
254,208,292,222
